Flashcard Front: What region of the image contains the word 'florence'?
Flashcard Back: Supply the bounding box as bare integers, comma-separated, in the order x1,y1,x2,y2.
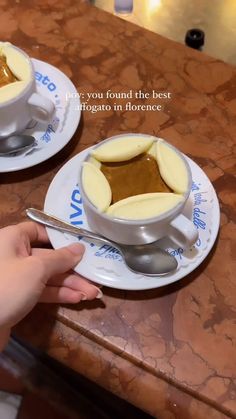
75,102,162,113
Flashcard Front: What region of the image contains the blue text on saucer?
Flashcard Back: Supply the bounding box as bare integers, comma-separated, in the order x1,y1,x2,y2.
69,186,83,225
35,71,56,92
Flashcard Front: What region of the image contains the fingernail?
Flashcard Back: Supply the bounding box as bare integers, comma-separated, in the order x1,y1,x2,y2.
80,293,87,301
95,288,103,299
67,243,85,256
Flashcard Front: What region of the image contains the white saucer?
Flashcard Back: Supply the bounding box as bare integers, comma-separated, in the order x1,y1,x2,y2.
0,58,81,173
44,147,220,291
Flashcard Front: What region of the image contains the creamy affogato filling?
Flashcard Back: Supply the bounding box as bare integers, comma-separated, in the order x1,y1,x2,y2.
0,42,32,103
100,153,172,204
81,136,189,220
0,55,18,87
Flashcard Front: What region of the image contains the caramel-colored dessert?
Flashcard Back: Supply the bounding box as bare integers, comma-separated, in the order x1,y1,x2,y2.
81,136,189,220
0,55,18,87
101,153,171,203
0,42,31,103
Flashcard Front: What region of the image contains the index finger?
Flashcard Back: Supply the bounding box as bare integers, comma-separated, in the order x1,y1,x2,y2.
3,221,50,247
0,221,50,259
17,221,50,244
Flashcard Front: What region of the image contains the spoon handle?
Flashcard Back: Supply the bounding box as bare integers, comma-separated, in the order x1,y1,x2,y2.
26,208,114,247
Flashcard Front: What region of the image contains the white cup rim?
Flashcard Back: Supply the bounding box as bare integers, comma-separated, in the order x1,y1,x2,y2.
80,133,192,226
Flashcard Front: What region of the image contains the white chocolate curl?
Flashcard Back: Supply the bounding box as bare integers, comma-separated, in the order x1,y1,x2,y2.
106,193,184,220
82,162,112,212
91,136,154,162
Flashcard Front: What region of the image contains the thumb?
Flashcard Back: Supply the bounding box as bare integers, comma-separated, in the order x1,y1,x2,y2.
35,243,85,281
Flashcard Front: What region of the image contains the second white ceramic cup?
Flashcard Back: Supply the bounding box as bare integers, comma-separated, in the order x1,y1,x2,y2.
0,44,55,138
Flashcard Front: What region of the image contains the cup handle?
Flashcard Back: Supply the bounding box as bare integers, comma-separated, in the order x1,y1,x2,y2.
168,214,199,249
28,93,55,122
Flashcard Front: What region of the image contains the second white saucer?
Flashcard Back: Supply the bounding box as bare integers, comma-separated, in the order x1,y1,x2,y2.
0,58,81,173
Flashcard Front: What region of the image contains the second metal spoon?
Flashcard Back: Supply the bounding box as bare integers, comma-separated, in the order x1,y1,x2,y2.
26,208,178,277
0,135,35,156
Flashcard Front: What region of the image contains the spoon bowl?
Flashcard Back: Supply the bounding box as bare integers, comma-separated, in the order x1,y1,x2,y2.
0,135,36,155
26,208,178,276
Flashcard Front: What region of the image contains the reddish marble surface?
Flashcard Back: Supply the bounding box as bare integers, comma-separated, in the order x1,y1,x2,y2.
0,0,235,418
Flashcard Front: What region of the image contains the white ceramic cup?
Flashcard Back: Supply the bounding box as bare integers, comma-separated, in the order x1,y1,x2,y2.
0,44,55,138
79,134,199,248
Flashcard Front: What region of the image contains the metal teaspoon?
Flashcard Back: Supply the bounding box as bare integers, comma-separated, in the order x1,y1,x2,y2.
26,208,178,277
0,135,35,156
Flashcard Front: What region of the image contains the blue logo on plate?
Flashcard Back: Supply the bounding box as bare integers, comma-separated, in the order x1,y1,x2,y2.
69,186,83,225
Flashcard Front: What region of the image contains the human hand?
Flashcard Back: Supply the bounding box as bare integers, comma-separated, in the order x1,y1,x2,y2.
0,221,102,331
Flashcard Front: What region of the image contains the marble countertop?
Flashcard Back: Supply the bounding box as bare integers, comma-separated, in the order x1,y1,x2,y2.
0,0,235,418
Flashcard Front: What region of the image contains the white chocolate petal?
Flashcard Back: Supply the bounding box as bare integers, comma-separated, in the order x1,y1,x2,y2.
106,193,183,220
82,162,112,212
87,156,101,169
146,141,157,159
0,81,28,103
156,141,189,194
91,136,154,162
3,44,31,81
0,43,31,103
